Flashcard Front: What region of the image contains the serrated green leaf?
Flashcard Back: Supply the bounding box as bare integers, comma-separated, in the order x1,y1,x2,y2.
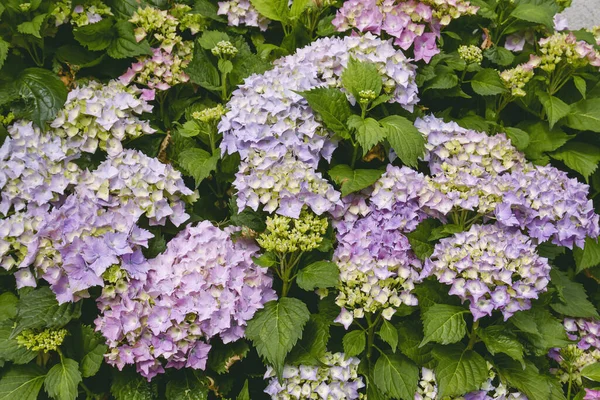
236,380,250,400
296,261,339,291
111,369,158,400
433,346,488,397
420,304,467,346
298,87,352,138
566,99,600,132
287,314,330,365
0,321,36,364
14,287,81,336
165,371,209,400
341,57,383,100
198,31,230,50
218,59,233,74
73,18,114,51
253,252,277,268
538,91,570,129
551,142,600,181
550,269,599,318
397,323,434,366
373,352,419,400
478,326,524,366
250,0,289,21
178,148,219,188
0,38,9,71
290,0,310,17
483,46,515,66
471,69,507,96
378,320,398,353
522,121,570,161
380,115,425,168
44,358,82,400
0,365,45,400
0,293,17,321
504,127,530,151
426,66,458,90
510,3,555,28
18,68,67,129
328,164,383,197
107,21,152,59
207,340,249,374
429,224,463,241
495,356,557,400
406,219,438,261
342,330,365,358
16,13,46,38
574,237,600,273
347,116,386,156
245,298,310,378
582,363,600,382
574,76,587,99
73,325,107,378
186,46,220,91
510,306,570,354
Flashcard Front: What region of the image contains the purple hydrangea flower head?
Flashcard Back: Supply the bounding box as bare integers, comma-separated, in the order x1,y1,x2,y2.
218,0,270,31
264,352,364,399
50,80,155,156
423,224,551,320
95,221,276,380
75,149,194,226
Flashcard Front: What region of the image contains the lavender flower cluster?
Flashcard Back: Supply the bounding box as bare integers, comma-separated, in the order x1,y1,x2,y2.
217,0,270,31
220,34,418,218
332,0,479,63
95,221,276,380
264,352,364,399
423,224,551,320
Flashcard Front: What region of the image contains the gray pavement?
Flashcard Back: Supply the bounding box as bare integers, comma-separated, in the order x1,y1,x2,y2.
562,0,600,29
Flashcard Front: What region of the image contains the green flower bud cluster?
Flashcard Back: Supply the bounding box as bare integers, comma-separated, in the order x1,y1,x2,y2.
358,90,377,105
192,104,227,123
211,41,239,58
51,0,113,27
500,63,535,97
19,3,32,12
538,33,600,74
458,45,483,65
131,6,179,45
257,210,328,254
553,344,600,387
170,4,206,35
0,112,15,126
17,329,67,353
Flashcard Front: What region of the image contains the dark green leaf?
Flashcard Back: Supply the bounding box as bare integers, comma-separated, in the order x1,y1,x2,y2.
504,127,530,151
574,76,587,99
296,261,339,291
73,18,115,51
471,69,507,96
111,369,158,400
510,3,555,28
380,115,425,168
522,121,570,161
328,164,383,197
420,304,467,346
245,298,310,378
538,91,570,129
0,365,45,400
198,31,230,50
574,237,600,273
186,46,221,91
0,293,17,321
44,358,82,400
566,99,600,132
341,58,383,99
510,306,570,354
348,116,386,155
107,21,152,59
581,363,600,382
342,330,365,358
236,380,250,400
165,371,209,400
0,38,9,71
433,345,488,397
14,287,81,336
0,321,36,364
178,148,219,188
72,325,107,378
298,87,352,138
478,325,524,366
496,356,557,400
550,269,598,318
406,219,438,261
207,341,249,375
250,0,289,22
287,314,330,365
551,142,600,181
18,68,67,128
397,323,434,366
373,352,419,400
378,320,398,353
483,46,515,66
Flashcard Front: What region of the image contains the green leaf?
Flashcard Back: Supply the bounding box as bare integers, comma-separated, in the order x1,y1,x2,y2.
245,298,310,378
471,69,507,96
538,92,570,129
373,352,419,400
420,304,467,346
250,0,289,22
290,0,311,17
236,380,250,400
504,127,530,151
298,87,352,138
253,252,277,268
406,219,438,261
207,340,249,374
426,70,459,90
14,287,81,336
165,371,209,400
341,57,383,99
574,76,587,99
178,148,219,188
342,330,366,357
510,306,570,354
469,0,498,19
348,116,386,155
218,59,233,74
483,46,515,66
522,121,570,161
378,320,398,353
397,324,434,366
496,356,557,400
566,99,600,132
574,237,600,273
478,326,524,366
510,3,555,28
0,38,9,71
193,0,225,22
16,13,46,38
186,46,220,91
380,115,425,168
73,325,107,378
0,365,45,400
111,369,158,400
44,358,82,400
551,142,600,181
107,21,152,59
198,31,230,50
287,314,330,365
429,224,464,241
0,321,36,364
73,18,115,51
582,363,600,382
18,68,68,129
433,346,488,397
550,269,599,318
328,164,383,197
296,261,339,291
0,293,17,321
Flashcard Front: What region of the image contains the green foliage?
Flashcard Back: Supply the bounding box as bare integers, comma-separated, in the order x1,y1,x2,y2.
0,365,46,400
17,68,67,128
296,261,340,291
343,330,366,358
373,352,419,400
420,304,468,346
298,87,353,138
380,115,425,167
433,345,488,397
44,358,82,400
328,164,383,197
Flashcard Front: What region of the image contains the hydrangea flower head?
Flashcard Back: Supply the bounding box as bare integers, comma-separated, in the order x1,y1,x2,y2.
217,0,270,31
257,210,328,253
52,0,113,27
95,221,276,380
264,352,365,399
423,224,551,320
16,328,68,353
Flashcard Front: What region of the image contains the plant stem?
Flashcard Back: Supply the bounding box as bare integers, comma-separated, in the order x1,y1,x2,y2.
567,366,573,400
351,144,359,169
467,320,480,350
220,71,229,101
366,314,375,360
